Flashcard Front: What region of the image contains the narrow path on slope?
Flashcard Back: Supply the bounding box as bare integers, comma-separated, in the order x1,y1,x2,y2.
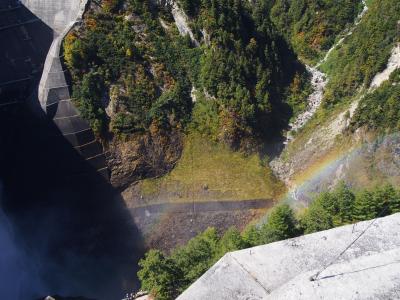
130,198,274,217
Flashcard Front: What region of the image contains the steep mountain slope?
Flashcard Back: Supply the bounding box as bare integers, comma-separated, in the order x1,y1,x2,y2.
271,0,400,203
59,0,386,251
1,0,399,298
61,0,298,250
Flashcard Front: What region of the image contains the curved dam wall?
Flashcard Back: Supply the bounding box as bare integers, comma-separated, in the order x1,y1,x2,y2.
20,0,87,35
19,0,108,177
0,0,53,104
0,3,144,298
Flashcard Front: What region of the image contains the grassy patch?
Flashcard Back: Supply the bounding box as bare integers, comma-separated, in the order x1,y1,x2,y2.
139,134,285,203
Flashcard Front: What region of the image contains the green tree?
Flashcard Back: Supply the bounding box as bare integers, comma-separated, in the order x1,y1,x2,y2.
334,182,355,225
216,227,248,258
102,0,120,13
179,0,200,16
72,70,106,135
171,228,218,286
353,190,378,221
315,191,338,215
300,202,334,234
389,188,400,214
259,204,297,243
242,224,261,247
373,184,398,216
138,250,182,300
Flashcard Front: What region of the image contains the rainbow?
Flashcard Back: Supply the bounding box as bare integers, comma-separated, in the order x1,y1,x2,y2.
280,132,400,209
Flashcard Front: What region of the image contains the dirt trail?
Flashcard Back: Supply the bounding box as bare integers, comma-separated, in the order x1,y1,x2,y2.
130,199,274,218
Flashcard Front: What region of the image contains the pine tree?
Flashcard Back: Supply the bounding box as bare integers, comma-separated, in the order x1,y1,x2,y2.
389,188,400,214
300,202,334,234
138,250,183,300
216,227,248,258
373,184,398,216
171,228,218,285
334,182,355,225
242,224,261,247
315,191,338,215
259,204,297,243
353,190,377,221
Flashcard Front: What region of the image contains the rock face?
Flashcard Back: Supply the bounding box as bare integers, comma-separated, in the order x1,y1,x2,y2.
170,1,199,46
152,0,200,46
370,43,400,89
286,66,327,140
107,125,183,189
271,39,400,202
21,0,108,177
270,0,399,199
284,131,400,203
178,213,400,300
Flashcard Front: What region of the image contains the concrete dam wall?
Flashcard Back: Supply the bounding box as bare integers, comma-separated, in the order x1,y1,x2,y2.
21,0,87,35
0,3,144,299
0,0,108,177
0,0,52,103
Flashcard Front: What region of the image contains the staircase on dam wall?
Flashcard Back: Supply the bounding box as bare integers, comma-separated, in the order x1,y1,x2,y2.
0,0,108,178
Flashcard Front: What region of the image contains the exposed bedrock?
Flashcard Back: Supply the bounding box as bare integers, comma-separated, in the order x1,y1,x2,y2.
108,125,183,189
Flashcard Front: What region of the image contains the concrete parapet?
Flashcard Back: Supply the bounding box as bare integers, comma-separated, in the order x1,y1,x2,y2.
179,213,400,299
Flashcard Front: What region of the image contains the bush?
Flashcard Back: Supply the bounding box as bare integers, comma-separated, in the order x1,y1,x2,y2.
258,204,297,243
138,250,183,300
102,0,120,13
300,201,334,234
72,71,107,135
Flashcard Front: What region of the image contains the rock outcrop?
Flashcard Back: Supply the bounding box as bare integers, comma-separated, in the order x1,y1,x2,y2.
107,125,183,189
370,43,400,89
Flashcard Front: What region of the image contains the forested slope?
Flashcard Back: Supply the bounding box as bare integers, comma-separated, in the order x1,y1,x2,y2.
63,0,365,193
61,0,400,297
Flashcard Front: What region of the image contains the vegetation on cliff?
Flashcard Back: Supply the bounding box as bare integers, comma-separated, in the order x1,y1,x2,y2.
138,182,400,299
322,0,400,106
176,0,308,145
64,1,195,136
63,0,314,148
351,69,400,132
270,0,361,63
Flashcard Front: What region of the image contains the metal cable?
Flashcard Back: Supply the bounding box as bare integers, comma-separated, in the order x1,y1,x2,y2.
310,204,390,281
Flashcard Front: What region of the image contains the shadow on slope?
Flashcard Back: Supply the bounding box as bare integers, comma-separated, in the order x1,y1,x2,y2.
0,0,53,105
0,104,144,299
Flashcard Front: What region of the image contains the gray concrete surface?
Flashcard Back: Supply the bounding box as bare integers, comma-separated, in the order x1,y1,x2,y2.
17,0,108,175
178,213,400,300
0,0,53,102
